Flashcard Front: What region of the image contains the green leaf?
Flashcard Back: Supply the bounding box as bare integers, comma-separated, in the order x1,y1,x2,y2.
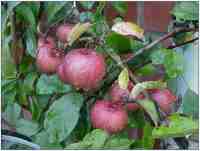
171,1,199,22
130,81,167,99
65,141,92,149
80,1,95,10
2,79,17,107
65,129,109,149
106,32,132,53
151,48,184,78
16,119,39,137
182,89,199,119
15,3,36,32
29,2,40,19
44,2,69,25
17,80,28,106
118,68,129,89
83,129,109,149
36,95,51,110
137,99,159,127
34,130,62,149
44,93,84,143
112,21,144,40
25,28,37,57
135,64,157,76
112,1,128,15
80,12,94,22
141,122,155,149
128,110,146,128
152,114,199,138
104,134,134,149
1,2,21,33
2,103,21,126
23,72,38,94
36,74,72,95
30,96,42,121
47,2,73,26
1,35,17,79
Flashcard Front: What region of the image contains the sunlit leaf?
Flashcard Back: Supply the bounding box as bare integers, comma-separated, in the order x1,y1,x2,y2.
130,81,166,99
68,22,91,46
118,68,129,89
137,99,159,126
152,114,199,138
112,21,144,39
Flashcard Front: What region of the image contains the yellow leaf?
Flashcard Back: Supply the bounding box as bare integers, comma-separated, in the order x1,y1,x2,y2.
118,68,129,89
111,21,144,39
67,22,91,46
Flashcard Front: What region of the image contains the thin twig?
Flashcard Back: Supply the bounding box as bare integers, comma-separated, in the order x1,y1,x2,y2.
124,27,197,63
106,50,150,98
167,37,198,49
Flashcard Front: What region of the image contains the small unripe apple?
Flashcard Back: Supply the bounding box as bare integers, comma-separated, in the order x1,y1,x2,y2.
109,81,144,111
150,89,177,113
36,46,64,74
59,48,106,90
38,36,55,48
90,100,128,133
56,24,73,42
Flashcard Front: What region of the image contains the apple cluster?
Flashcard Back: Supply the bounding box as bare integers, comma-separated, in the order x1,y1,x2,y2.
36,24,177,134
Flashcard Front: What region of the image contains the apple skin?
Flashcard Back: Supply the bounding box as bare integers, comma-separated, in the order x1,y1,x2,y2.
90,100,128,133
38,36,56,48
109,81,144,111
149,89,177,114
36,46,64,74
59,48,106,90
56,24,73,42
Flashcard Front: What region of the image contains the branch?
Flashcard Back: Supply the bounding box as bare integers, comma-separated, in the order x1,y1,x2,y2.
167,37,198,49
106,50,150,99
124,27,197,63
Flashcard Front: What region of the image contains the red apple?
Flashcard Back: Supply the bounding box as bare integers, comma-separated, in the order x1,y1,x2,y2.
36,46,64,74
150,89,177,113
109,81,144,111
38,36,55,48
59,48,106,90
56,24,73,42
90,100,128,133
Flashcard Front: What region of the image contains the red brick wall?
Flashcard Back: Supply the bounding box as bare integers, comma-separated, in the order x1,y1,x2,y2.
105,1,175,32
143,2,174,32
